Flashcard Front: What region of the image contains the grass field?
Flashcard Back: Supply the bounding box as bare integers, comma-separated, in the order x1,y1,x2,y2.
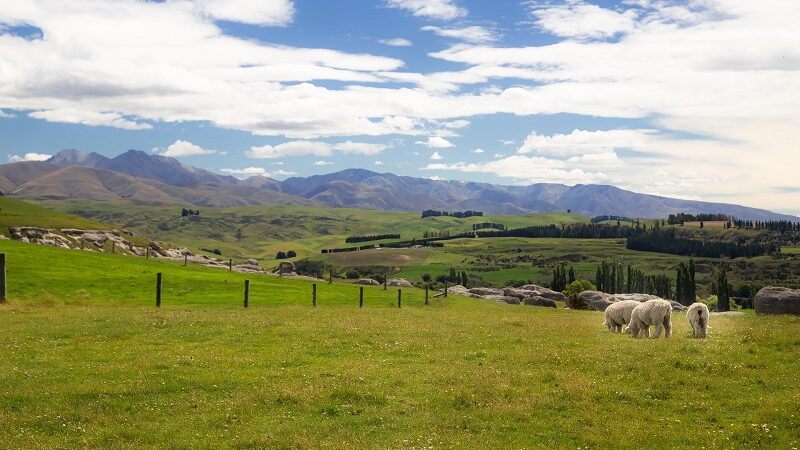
0,197,111,231
2,240,800,447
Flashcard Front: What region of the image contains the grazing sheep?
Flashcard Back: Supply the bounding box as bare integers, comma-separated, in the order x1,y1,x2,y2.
603,300,641,333
628,299,672,339
687,302,710,338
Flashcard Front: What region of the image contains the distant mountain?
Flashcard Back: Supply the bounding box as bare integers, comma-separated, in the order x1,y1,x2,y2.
1,149,794,221
47,149,240,187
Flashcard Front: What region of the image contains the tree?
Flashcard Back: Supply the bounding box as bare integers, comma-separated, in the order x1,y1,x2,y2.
717,268,731,312
461,271,469,288
276,251,286,259
435,274,449,284
568,267,576,284
422,273,432,283
287,250,297,258
688,259,696,303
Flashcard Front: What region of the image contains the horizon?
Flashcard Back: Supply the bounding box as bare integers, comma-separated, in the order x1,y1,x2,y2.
1,1,799,215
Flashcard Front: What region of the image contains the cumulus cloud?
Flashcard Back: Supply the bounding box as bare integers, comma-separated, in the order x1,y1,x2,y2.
415,136,454,148
162,140,217,157
314,160,334,166
0,109,15,118
473,148,484,153
430,151,444,160
379,38,412,47
197,0,295,27
374,160,384,165
246,140,389,159
422,155,607,185
8,152,52,162
28,109,151,130
421,25,498,43
518,129,656,157
220,167,297,178
386,0,467,20
528,1,637,40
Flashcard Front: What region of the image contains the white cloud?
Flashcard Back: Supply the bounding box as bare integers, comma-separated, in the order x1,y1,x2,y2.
332,141,389,155
8,152,52,162
374,160,384,166
421,25,498,43
220,167,297,178
247,141,332,159
518,129,656,157
314,160,334,166
444,119,470,128
197,0,295,27
422,155,606,185
529,1,637,40
430,151,444,160
493,153,504,158
415,136,454,148
379,38,412,47
162,139,217,157
473,148,484,153
246,140,388,158
386,0,467,20
28,109,151,130
0,109,15,118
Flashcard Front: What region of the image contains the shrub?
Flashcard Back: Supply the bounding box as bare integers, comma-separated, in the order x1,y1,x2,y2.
564,279,597,297
276,251,287,259
287,250,297,258
421,273,432,283
345,270,360,279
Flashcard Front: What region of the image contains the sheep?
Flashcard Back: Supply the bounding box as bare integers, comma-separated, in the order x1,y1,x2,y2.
687,302,710,338
628,299,672,339
603,300,641,333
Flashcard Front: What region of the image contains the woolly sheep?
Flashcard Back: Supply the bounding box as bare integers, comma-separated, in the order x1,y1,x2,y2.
628,299,672,339
687,302,710,338
603,300,641,333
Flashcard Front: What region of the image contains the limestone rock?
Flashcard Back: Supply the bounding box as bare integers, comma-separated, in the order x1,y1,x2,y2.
755,287,800,315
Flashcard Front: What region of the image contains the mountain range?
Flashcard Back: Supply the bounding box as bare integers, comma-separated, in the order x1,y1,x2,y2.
0,149,795,221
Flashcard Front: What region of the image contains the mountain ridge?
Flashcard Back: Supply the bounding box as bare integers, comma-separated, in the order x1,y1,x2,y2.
0,149,790,220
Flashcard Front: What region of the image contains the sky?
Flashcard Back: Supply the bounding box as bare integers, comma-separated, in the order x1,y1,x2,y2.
0,0,799,215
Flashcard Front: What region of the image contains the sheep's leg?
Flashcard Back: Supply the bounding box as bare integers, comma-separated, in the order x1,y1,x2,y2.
663,317,672,338
652,323,663,338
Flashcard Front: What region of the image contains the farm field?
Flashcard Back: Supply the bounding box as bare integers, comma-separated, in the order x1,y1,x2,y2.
2,240,800,448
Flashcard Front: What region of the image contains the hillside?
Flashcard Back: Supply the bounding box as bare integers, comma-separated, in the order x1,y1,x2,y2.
1,240,799,448
0,197,111,231
0,149,789,220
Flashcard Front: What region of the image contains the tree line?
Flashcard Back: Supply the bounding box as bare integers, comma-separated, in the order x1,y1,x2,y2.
472,222,506,231
590,215,635,224
733,220,800,232
181,208,200,217
345,233,400,243
421,210,483,219
626,228,777,258
667,213,730,224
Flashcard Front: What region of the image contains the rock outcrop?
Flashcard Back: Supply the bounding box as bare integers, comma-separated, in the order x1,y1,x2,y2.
356,278,381,286
523,296,557,308
568,290,615,311
387,278,414,288
755,287,800,315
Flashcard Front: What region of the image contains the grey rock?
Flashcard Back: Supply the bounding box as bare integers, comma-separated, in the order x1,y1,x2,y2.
523,296,557,308
356,278,381,286
755,287,800,315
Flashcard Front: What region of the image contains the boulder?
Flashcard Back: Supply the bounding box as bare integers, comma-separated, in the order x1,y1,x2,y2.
670,301,688,311
81,233,107,243
484,295,521,305
523,296,557,308
245,258,259,266
443,284,469,295
520,284,566,301
568,290,615,311
754,287,800,315
712,311,748,317
468,287,505,297
356,278,381,286
503,288,535,300
387,278,414,288
613,293,661,303
277,261,296,274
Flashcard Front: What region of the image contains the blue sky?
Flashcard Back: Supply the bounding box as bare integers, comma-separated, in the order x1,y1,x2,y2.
0,0,799,214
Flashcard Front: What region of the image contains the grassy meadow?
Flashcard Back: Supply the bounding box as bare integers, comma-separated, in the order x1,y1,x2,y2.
1,240,800,448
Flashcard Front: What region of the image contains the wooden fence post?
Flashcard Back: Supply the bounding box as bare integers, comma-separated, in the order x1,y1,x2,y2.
80,239,84,250
0,253,7,303
184,254,188,266
329,269,333,284
244,280,250,308
383,272,387,291
312,284,317,308
359,286,364,308
111,242,115,254
397,289,402,308
425,285,429,305
155,272,162,307
146,246,150,259
229,259,233,271
445,281,449,297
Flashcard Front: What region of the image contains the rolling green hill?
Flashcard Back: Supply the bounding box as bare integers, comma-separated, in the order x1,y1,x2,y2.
0,197,111,232
1,238,800,448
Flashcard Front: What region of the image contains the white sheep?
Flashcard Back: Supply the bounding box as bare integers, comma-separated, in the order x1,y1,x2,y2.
628,299,672,339
603,300,641,333
686,302,710,338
